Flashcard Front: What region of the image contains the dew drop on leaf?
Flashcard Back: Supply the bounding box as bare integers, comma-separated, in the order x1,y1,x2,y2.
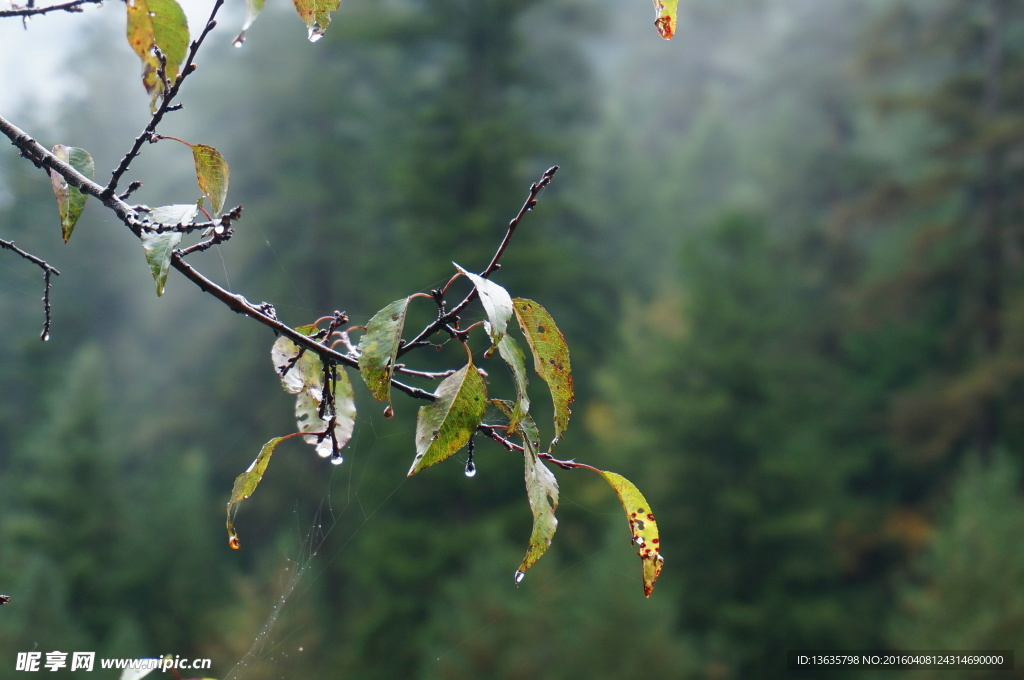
514,569,525,585
307,22,324,42
232,32,246,48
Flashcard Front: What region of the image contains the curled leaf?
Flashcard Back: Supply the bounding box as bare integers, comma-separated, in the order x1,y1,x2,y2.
454,263,514,353
49,145,94,242
516,440,559,579
409,360,487,476
495,334,530,432
125,0,189,110
357,297,410,408
512,298,573,446
226,433,303,549
191,144,230,215
599,471,664,597
292,0,340,42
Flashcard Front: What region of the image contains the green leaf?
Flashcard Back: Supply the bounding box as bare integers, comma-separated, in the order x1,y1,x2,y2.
233,0,265,46
49,145,94,242
516,440,559,581
226,433,303,549
292,0,340,42
495,334,531,433
295,366,356,460
454,263,514,353
271,325,322,394
599,471,664,597
191,144,230,215
357,297,410,408
409,360,487,476
125,0,189,110
512,298,574,446
138,204,197,296
140,231,182,296
652,0,678,39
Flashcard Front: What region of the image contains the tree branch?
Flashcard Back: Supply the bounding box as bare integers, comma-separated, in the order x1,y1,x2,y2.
105,0,225,197
398,165,558,357
0,238,60,340
0,0,102,18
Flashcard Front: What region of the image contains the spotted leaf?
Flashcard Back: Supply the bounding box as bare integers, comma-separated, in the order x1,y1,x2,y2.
600,470,664,597
357,297,410,409
512,298,573,447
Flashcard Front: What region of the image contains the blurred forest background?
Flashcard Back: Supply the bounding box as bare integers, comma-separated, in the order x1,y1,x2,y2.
2,0,1024,677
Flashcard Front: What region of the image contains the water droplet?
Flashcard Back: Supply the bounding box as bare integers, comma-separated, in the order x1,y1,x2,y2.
514,570,525,585
330,455,344,466
40,330,49,342
384,405,394,419
228,534,241,549
214,225,225,235
464,460,476,477
232,32,246,48
307,23,325,42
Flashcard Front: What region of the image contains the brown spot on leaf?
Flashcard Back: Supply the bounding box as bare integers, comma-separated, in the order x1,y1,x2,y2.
655,15,674,40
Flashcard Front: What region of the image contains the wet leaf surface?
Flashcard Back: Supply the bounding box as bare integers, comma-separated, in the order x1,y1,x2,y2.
357,297,410,408
512,298,573,446
599,470,664,597
49,145,94,242
409,360,487,476
125,0,189,110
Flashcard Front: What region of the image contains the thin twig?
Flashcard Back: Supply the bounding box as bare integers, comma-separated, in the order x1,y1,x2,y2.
0,238,60,340
104,0,225,197
399,166,558,357
0,0,102,17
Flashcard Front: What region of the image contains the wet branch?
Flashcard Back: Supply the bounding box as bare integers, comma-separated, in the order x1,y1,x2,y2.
0,0,102,18
399,165,558,357
104,0,225,197
0,238,60,340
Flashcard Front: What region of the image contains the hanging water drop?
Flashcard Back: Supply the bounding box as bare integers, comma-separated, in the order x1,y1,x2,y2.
514,570,525,585
40,330,49,342
464,460,476,477
384,404,394,419
307,22,324,43
232,32,246,48
330,455,344,466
